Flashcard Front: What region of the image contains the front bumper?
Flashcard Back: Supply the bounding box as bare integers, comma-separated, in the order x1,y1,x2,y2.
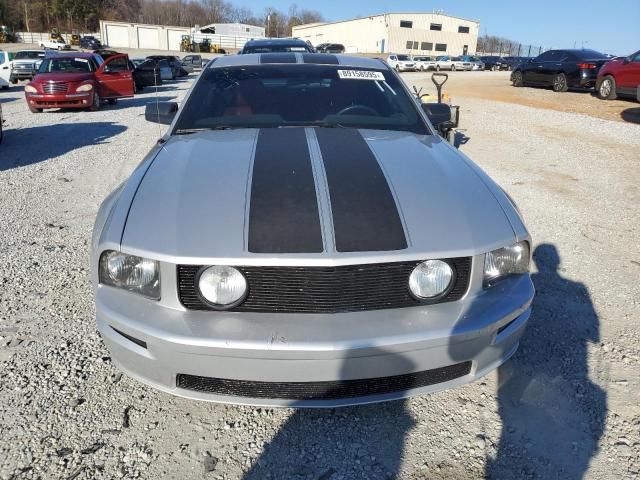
96,269,534,407
26,92,93,109
10,71,35,82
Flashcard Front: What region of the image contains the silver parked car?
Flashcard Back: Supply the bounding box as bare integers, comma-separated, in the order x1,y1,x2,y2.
92,53,534,407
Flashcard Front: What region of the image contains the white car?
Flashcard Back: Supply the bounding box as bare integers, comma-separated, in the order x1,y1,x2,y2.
40,38,71,50
451,57,473,71
434,56,454,71
387,54,416,72
0,51,10,89
413,56,436,71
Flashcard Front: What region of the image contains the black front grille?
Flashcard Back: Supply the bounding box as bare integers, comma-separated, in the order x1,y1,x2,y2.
177,258,471,314
177,362,472,400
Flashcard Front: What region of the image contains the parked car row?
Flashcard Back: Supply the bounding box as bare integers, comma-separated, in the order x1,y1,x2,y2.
510,48,640,100
387,54,485,72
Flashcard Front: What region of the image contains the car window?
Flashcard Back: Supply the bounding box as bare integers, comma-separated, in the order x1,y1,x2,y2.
39,57,93,73
632,52,640,62
15,51,44,60
535,51,556,62
174,65,428,135
106,56,129,71
397,55,410,61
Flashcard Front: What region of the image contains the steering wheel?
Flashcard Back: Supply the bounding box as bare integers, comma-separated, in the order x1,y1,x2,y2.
337,104,379,116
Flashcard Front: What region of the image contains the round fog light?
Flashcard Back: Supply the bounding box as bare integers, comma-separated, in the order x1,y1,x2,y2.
409,260,453,299
197,266,247,309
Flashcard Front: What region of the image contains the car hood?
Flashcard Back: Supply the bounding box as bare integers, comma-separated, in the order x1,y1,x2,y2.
34,72,93,83
121,128,516,264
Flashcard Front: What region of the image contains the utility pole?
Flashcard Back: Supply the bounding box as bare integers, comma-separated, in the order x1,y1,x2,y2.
23,1,31,33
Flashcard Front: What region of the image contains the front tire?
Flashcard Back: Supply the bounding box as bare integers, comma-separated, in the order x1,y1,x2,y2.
29,105,42,113
451,65,456,71
435,65,440,71
89,92,101,111
598,75,617,100
552,73,569,92
512,71,524,87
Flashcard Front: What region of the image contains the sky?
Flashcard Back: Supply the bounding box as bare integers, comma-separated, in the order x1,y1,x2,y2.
236,0,640,55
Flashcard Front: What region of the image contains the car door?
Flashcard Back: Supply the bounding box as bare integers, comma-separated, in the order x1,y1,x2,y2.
96,54,135,99
618,51,640,90
539,51,570,85
524,51,553,83
0,51,11,85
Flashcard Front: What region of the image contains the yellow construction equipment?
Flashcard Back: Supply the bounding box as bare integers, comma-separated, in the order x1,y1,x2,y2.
50,28,64,42
70,34,81,46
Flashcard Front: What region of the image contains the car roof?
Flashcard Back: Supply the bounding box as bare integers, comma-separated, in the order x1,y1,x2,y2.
244,38,308,46
209,53,388,69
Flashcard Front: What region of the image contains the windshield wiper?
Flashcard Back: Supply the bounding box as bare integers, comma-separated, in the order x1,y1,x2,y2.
174,126,238,135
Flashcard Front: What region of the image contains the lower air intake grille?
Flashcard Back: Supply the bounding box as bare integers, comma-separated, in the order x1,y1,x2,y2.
177,258,471,313
176,362,472,400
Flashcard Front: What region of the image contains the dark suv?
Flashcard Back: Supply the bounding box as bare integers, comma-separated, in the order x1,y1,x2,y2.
479,56,508,71
511,49,609,92
239,38,315,54
316,43,345,54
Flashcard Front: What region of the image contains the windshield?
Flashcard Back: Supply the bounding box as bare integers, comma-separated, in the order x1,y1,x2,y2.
39,57,92,73
577,49,608,59
396,55,410,61
15,51,44,60
174,65,428,135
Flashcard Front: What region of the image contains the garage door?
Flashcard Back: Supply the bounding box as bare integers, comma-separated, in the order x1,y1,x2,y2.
167,30,184,52
137,27,159,49
105,24,129,48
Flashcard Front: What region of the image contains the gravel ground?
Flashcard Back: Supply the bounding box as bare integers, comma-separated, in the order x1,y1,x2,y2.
0,70,639,480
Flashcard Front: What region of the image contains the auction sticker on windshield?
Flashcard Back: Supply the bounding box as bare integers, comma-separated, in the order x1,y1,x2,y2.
338,70,385,80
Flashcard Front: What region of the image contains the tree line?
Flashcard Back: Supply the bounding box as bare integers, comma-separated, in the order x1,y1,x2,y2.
0,0,324,37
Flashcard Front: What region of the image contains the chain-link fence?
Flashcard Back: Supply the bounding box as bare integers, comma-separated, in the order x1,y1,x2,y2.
476,36,550,58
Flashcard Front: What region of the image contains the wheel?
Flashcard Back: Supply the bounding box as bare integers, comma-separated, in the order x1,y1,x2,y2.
435,65,440,71
89,91,101,111
552,73,569,92
451,65,456,71
512,71,524,87
29,105,42,113
11,79,17,84
598,75,617,100
395,64,400,72
507,65,512,71
491,65,497,71
107,98,117,105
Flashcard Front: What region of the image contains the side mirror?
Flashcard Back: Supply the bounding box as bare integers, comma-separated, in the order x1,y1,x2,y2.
145,102,178,125
422,102,454,130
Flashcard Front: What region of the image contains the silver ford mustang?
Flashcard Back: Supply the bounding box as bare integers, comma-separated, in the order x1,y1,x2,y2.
92,53,534,407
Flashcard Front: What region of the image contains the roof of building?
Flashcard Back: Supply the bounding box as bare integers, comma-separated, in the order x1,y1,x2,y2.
293,11,480,30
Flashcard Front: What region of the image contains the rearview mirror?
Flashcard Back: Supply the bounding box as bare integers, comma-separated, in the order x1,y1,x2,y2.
145,102,178,125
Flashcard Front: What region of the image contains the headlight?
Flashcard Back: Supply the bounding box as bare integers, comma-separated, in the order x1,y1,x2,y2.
484,241,530,286
76,83,93,92
409,260,453,299
99,251,160,299
197,266,247,309
24,85,37,93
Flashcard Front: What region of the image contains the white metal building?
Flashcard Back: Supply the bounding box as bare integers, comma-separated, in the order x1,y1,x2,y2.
292,12,479,56
100,20,190,51
99,20,265,52
196,23,265,38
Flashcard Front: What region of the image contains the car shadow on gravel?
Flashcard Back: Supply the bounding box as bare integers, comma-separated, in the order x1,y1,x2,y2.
110,95,177,109
243,350,416,480
486,244,606,479
620,108,640,124
0,122,127,171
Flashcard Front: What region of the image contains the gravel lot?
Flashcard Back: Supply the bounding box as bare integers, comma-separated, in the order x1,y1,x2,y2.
0,68,639,480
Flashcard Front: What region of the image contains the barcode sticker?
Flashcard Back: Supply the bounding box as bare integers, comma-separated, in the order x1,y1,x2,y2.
337,70,385,81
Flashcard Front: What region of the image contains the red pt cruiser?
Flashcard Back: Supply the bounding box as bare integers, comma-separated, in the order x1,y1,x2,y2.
25,52,135,113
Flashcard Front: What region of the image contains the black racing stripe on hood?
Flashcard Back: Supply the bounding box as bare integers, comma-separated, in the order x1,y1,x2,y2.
316,128,407,252
302,53,339,65
248,128,323,253
259,53,297,64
